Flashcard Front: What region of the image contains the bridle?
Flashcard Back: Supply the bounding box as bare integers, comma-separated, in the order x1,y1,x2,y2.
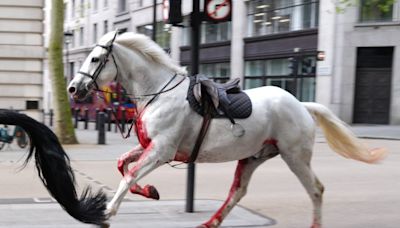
78,31,119,91
76,30,187,138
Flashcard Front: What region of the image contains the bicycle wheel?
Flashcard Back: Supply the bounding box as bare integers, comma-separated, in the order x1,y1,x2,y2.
15,129,28,149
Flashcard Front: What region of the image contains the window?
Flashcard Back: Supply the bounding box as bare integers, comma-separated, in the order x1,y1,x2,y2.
359,0,394,22
104,0,108,8
103,20,108,34
118,0,127,13
246,0,319,37
199,63,231,83
93,0,98,12
201,21,231,43
181,17,231,45
71,0,75,18
69,62,75,81
137,22,172,50
26,101,39,110
93,23,98,43
244,56,316,101
70,30,75,48
79,27,84,46
80,0,85,17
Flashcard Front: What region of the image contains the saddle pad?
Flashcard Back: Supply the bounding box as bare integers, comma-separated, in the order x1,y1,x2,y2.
186,76,252,119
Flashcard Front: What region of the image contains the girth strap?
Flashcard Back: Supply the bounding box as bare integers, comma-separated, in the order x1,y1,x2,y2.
187,95,213,163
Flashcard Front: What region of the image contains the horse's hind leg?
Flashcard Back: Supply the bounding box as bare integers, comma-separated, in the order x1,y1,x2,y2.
280,146,324,228
198,151,278,228
117,146,160,200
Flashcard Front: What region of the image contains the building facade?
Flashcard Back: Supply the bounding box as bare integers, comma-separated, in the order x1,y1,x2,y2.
58,0,399,124
0,0,45,119
317,0,400,124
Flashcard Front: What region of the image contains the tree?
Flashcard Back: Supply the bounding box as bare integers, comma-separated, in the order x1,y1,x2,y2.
48,0,78,144
335,0,395,13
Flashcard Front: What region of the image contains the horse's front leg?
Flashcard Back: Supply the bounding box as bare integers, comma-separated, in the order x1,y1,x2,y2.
106,141,174,218
117,145,160,200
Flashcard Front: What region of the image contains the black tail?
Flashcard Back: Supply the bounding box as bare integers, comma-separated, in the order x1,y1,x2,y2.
0,110,107,225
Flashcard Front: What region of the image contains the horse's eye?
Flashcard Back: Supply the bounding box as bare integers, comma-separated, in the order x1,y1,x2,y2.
91,57,100,62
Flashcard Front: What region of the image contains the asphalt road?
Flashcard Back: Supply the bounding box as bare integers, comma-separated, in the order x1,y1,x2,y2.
0,127,399,228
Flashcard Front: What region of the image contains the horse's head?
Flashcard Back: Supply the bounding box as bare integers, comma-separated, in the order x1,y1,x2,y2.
68,31,119,101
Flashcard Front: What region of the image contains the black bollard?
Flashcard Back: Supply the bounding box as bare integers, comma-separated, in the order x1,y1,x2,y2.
49,109,54,127
84,108,89,130
121,108,126,133
74,108,79,129
98,112,106,145
107,108,112,132
95,108,100,130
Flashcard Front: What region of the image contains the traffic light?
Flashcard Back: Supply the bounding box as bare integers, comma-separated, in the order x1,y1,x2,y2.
301,58,311,75
167,0,182,26
288,57,298,76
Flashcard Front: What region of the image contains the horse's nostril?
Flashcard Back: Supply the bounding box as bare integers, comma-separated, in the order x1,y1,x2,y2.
68,86,76,94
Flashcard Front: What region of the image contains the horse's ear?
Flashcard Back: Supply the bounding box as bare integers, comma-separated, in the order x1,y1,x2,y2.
107,30,119,45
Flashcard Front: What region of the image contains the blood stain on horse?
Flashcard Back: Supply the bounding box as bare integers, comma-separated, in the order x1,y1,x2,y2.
135,115,151,148
263,138,278,148
125,143,154,180
204,159,248,227
173,151,189,162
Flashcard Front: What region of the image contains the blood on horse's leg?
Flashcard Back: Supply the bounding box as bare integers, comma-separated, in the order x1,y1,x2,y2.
107,144,163,217
198,155,270,228
117,146,143,176
117,146,160,200
130,184,160,200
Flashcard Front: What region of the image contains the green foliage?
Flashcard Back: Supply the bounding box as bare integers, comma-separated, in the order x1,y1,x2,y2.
49,0,78,144
335,0,396,13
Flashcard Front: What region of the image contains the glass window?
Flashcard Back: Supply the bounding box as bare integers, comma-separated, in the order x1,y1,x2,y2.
93,0,98,12
103,20,108,34
79,27,84,46
181,17,231,45
104,0,108,8
246,0,319,37
266,59,290,76
359,0,394,22
137,22,171,50
93,23,97,43
244,56,316,101
71,0,75,18
80,0,85,17
118,0,127,13
199,63,231,83
201,21,231,43
245,60,264,76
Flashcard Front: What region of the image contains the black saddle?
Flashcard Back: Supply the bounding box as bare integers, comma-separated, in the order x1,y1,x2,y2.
186,75,252,121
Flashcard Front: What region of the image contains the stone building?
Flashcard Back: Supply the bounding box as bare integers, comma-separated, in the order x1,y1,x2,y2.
0,0,44,119
58,0,400,124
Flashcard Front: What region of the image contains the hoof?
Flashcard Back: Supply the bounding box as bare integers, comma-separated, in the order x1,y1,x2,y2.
99,222,110,228
129,185,160,200
311,223,321,228
196,225,208,228
144,185,160,200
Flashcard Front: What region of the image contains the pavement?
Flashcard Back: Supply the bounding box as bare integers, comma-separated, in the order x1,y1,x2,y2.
0,122,399,227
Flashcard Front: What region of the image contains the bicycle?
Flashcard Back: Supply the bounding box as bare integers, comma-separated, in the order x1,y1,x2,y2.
0,125,28,151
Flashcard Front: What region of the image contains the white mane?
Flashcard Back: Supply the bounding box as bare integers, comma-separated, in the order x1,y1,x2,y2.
110,32,187,76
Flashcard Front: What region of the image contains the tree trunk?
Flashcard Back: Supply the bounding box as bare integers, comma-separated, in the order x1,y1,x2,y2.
48,0,78,144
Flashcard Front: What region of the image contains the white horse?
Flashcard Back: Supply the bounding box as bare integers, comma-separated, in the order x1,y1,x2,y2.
67,31,386,228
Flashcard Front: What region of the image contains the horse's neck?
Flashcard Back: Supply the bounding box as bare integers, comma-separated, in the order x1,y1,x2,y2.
115,45,174,111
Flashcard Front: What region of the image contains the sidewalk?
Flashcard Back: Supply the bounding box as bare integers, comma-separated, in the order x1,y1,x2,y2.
73,123,400,147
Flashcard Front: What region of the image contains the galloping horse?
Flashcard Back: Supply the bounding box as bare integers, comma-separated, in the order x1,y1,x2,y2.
67,31,386,228
0,110,107,225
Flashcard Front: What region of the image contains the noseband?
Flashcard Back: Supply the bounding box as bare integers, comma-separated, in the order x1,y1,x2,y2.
78,32,119,90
